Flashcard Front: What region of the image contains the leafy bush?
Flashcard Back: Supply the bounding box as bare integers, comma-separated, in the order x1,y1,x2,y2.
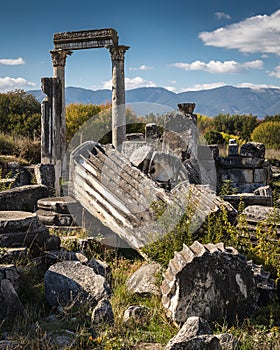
251,121,280,149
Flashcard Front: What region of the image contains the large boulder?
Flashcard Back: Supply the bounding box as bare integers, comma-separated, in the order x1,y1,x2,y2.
161,241,259,325
44,261,111,307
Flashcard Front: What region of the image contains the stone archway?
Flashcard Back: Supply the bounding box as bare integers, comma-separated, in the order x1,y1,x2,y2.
41,28,129,194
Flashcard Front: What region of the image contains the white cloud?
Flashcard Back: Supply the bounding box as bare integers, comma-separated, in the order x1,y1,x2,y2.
164,86,177,92
0,57,25,65
237,82,280,90
172,59,263,74
199,10,280,55
0,77,35,92
103,76,156,90
129,65,153,71
215,12,231,20
180,82,227,92
268,65,280,78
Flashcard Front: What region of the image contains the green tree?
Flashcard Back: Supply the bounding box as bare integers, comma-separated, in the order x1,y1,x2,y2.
251,121,280,149
66,103,103,141
0,90,41,137
203,130,225,145
213,113,258,141
264,114,280,122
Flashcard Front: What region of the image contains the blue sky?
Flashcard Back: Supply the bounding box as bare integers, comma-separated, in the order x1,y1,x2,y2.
1,0,280,93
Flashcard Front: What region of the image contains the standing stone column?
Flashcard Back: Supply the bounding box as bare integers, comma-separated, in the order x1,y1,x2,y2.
49,49,71,194
41,77,61,164
108,45,129,150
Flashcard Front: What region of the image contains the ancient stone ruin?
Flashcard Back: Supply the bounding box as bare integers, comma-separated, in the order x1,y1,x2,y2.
217,140,271,193
41,28,129,194
0,26,280,348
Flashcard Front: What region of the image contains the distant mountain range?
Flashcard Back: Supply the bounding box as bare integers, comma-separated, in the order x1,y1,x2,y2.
29,85,280,118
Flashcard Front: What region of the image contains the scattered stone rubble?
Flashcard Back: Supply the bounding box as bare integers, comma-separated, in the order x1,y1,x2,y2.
238,205,280,236
0,102,279,348
164,316,238,350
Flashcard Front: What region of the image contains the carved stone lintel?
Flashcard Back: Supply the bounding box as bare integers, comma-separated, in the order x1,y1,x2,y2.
107,45,129,61
50,49,72,67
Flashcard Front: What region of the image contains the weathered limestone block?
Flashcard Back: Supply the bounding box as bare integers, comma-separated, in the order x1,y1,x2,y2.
126,262,162,296
224,168,254,184
223,194,272,209
240,142,265,158
161,241,258,325
254,168,269,183
161,129,190,160
44,261,111,307
0,185,49,212
217,156,264,169
34,163,56,196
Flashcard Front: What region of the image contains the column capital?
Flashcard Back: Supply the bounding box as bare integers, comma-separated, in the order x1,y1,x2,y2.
50,49,72,67
107,45,129,61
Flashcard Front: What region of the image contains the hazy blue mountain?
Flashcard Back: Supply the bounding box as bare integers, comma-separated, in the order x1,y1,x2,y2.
29,85,280,118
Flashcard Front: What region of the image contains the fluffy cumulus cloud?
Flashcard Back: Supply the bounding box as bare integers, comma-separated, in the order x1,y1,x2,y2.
0,77,35,92
103,76,156,90
0,57,25,65
199,10,280,55
129,65,153,71
215,12,231,20
268,65,280,78
172,59,263,74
